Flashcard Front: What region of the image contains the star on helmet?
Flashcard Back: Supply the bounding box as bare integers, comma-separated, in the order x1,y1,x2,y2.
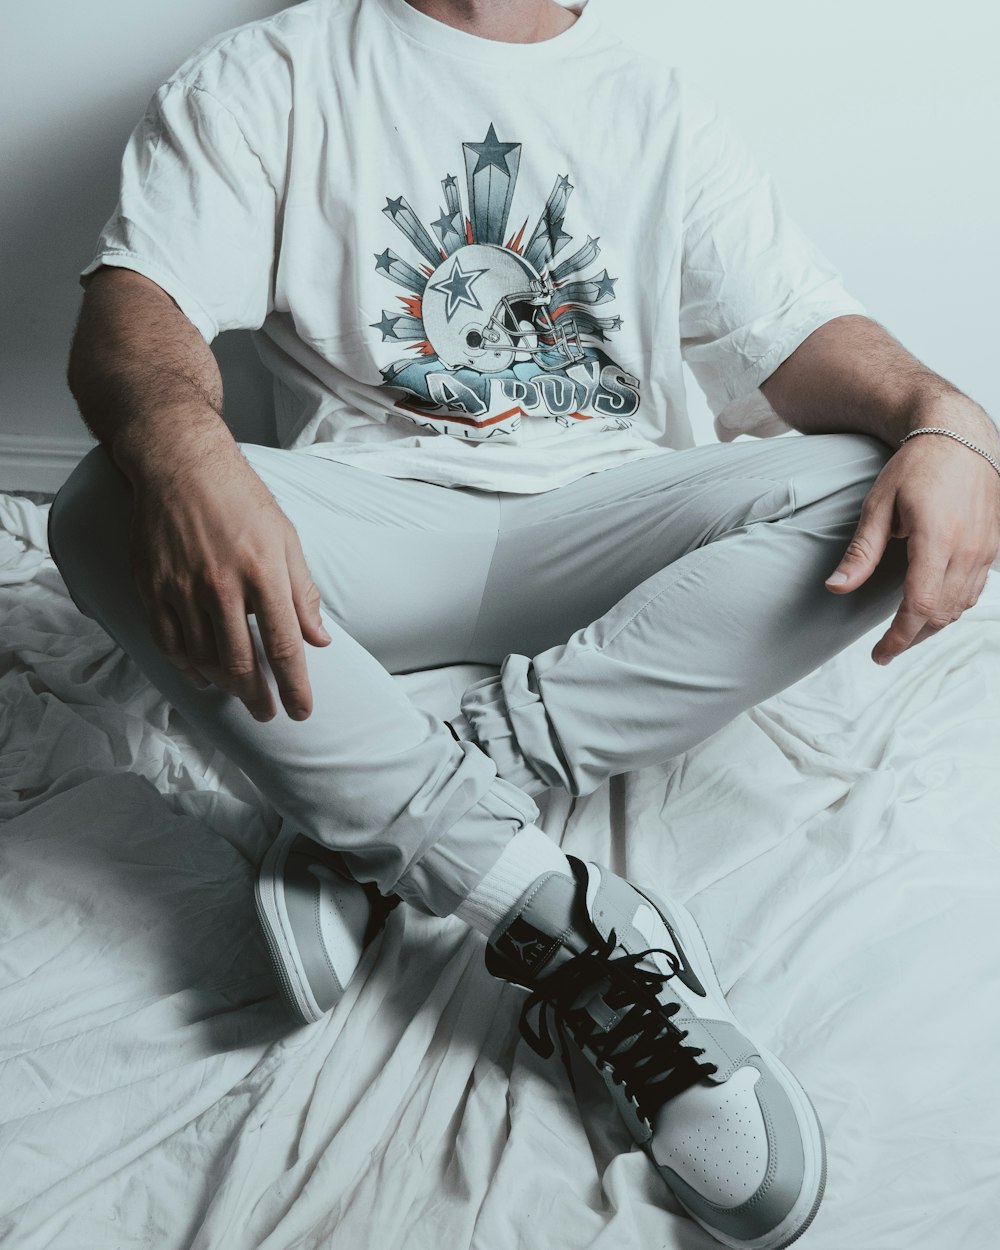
427,255,490,323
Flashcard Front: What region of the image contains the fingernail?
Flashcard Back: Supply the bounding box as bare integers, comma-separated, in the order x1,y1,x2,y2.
291,707,310,721
319,627,332,642
826,571,849,586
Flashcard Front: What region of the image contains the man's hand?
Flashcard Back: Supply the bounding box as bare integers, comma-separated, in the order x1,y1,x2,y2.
129,444,331,721
760,316,1000,663
825,422,1000,664
67,268,330,720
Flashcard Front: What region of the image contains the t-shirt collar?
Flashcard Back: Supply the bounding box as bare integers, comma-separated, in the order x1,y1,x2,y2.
371,0,598,64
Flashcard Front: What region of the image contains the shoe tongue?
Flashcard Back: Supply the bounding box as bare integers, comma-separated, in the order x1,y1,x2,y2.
487,868,593,982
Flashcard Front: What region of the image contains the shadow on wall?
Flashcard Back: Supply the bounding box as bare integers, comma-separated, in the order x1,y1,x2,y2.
3,20,283,450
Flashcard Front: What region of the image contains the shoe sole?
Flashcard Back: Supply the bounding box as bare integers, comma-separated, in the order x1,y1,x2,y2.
642,885,827,1250
254,835,326,1025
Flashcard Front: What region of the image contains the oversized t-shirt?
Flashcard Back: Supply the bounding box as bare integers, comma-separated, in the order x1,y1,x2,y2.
83,0,865,493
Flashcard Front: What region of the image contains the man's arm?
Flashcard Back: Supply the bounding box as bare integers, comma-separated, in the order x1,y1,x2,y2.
760,314,1000,664
67,267,330,720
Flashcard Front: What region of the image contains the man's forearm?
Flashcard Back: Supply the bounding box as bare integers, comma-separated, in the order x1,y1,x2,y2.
67,267,236,486
760,315,1000,454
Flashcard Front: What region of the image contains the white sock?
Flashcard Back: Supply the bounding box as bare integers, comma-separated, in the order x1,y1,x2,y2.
454,823,573,938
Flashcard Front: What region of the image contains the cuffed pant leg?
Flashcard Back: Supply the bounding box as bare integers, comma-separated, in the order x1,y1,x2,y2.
47,444,539,916
457,433,907,798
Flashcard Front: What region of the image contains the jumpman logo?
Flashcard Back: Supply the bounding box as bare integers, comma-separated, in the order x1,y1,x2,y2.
506,932,550,964
500,919,555,969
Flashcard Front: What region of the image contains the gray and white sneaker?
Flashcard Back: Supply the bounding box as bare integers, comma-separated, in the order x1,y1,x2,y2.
486,857,826,1250
254,825,399,1024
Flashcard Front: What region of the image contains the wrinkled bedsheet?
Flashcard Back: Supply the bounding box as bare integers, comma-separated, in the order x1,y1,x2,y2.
1,488,998,1249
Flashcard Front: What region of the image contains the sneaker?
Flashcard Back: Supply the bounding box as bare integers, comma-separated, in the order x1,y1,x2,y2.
486,857,826,1250
254,824,399,1024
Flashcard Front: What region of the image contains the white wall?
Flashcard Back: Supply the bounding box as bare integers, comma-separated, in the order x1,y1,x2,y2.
1,0,997,486
610,0,1000,443
0,0,289,489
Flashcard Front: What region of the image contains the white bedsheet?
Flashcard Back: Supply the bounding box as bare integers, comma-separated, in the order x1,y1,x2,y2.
1,489,998,1249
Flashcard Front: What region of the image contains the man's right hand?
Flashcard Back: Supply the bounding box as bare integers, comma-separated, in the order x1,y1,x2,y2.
67,267,330,719
127,444,331,722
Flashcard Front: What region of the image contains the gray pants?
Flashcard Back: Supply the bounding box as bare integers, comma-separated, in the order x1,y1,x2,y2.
48,432,906,916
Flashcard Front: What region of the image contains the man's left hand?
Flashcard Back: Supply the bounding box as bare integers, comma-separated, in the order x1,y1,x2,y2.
825,419,1000,664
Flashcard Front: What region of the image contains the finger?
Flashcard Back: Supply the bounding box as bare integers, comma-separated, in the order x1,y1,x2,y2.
251,577,314,720
957,557,993,616
286,539,332,648
967,565,992,611
929,548,988,630
210,597,276,722
826,491,893,593
906,617,962,649
169,596,222,687
871,535,950,664
142,591,211,689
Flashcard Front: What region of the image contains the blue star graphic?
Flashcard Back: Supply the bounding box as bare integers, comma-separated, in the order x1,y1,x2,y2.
371,312,402,340
431,209,461,241
467,124,520,176
593,270,617,300
428,255,490,322
544,212,571,252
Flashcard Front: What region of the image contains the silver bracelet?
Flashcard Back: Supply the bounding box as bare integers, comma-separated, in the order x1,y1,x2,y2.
898,426,1000,480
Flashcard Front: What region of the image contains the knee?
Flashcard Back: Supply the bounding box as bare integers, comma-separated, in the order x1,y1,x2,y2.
48,445,132,603
837,432,894,484
820,432,893,484
790,432,894,523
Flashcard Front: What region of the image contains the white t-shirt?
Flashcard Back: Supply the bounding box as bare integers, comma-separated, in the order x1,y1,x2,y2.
83,0,865,493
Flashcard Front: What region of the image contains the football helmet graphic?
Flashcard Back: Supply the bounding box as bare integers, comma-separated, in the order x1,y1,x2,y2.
422,243,585,373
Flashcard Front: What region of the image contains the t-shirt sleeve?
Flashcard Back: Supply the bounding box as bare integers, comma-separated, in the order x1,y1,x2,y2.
678,88,866,441
81,81,277,342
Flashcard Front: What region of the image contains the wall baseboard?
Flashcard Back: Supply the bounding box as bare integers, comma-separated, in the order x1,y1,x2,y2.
0,433,97,494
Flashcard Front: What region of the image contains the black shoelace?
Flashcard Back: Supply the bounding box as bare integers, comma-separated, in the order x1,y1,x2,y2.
517,929,718,1127
360,883,402,946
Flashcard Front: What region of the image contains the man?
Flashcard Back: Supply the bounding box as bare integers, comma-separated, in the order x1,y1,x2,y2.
49,0,1000,1245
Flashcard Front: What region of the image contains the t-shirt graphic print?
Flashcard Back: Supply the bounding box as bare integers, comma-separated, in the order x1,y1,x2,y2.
370,123,641,443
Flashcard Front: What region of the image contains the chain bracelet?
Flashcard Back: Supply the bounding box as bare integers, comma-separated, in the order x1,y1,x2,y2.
898,426,1000,481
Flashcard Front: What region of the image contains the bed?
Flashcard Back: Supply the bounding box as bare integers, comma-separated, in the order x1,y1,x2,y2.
1,485,998,1249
